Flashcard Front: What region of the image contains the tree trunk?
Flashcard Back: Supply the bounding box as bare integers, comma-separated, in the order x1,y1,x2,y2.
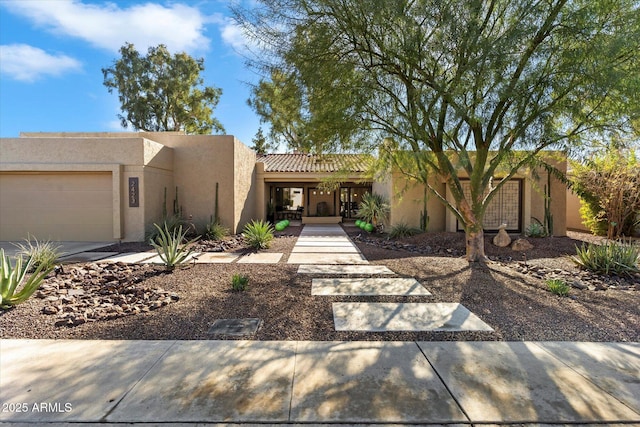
465,227,488,262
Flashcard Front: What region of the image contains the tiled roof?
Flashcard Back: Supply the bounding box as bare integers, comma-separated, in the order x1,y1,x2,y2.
258,153,371,173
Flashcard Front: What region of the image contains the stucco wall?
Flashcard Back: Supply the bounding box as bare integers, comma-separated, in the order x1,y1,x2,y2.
154,134,257,234
376,173,447,232
528,155,567,236
566,190,589,232
385,153,568,235
233,138,258,231
0,134,177,241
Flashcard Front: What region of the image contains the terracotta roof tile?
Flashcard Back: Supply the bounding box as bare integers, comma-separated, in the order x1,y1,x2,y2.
258,153,371,173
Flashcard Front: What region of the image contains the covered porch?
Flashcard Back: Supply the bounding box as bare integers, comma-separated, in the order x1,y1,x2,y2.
255,154,372,225
268,183,372,224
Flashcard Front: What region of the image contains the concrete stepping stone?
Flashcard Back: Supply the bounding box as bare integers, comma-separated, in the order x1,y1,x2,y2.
100,252,157,263
237,252,283,263
312,278,431,296
193,252,239,263
416,341,640,423
60,252,118,263
292,246,359,253
333,302,494,332
295,240,353,246
297,265,395,274
287,253,367,264
142,252,200,264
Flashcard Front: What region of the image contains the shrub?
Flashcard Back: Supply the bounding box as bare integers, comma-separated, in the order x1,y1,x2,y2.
570,148,640,239
388,222,422,239
231,274,249,291
572,239,639,276
242,220,274,250
525,221,546,238
546,278,570,297
204,219,229,241
13,235,63,272
1,249,53,309
149,223,199,270
357,192,390,228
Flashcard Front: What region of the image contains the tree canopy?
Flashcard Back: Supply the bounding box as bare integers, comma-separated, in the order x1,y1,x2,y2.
237,0,640,261
103,43,225,134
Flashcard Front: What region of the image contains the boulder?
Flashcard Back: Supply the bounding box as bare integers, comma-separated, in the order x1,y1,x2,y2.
511,238,533,251
492,224,512,247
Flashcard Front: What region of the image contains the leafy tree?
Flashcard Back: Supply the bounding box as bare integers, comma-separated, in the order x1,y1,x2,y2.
571,147,640,239
103,43,225,134
236,0,640,261
248,64,368,154
251,127,276,154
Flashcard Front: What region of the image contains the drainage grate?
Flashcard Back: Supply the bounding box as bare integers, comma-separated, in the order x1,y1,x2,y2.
207,318,262,337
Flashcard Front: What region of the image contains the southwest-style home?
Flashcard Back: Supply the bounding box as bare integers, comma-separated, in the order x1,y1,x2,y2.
0,132,567,242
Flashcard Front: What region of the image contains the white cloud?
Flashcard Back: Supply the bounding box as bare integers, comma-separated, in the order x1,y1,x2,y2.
3,1,210,53
0,44,82,82
220,18,250,53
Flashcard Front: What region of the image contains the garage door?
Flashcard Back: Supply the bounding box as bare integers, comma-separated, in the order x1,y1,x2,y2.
0,172,114,241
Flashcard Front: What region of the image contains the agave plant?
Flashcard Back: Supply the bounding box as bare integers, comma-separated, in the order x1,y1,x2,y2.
149,223,200,270
242,219,274,250
1,249,53,309
572,239,639,276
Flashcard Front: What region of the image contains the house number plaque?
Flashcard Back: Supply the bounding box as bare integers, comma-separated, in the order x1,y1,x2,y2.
129,177,139,207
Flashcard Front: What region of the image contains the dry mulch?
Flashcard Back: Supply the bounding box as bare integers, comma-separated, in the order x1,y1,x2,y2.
1,226,638,342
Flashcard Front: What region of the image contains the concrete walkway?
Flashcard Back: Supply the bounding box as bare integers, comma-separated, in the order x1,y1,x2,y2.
287,224,368,264
1,339,638,425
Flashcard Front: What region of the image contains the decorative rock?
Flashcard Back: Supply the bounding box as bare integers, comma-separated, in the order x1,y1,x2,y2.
493,224,512,247
42,306,59,315
37,262,179,328
511,238,533,251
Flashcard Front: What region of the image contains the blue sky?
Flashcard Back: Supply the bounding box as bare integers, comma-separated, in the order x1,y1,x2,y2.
0,0,263,146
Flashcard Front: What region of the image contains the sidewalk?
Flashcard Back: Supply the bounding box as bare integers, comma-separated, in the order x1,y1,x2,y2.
1,339,638,425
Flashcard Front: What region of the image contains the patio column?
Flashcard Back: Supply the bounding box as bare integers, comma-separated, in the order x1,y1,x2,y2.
255,162,266,221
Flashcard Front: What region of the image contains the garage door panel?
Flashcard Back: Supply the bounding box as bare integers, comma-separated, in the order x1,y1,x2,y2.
0,173,114,241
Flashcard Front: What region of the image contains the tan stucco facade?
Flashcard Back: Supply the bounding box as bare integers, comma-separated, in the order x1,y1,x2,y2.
374,153,568,236
0,132,256,241
0,132,568,241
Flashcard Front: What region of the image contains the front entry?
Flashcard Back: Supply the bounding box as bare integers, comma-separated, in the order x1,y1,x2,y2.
340,186,371,219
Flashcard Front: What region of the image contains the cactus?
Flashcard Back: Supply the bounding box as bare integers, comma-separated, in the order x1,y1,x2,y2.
162,187,168,218
173,186,180,215
544,174,553,236
419,186,429,231
214,182,219,224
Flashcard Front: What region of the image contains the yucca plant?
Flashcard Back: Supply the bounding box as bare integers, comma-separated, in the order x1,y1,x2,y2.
1,249,53,309
357,192,390,231
149,223,200,270
13,235,63,272
388,222,422,239
572,239,639,276
242,220,274,250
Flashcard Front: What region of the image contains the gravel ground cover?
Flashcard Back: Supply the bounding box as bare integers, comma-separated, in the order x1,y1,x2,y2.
1,226,637,342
